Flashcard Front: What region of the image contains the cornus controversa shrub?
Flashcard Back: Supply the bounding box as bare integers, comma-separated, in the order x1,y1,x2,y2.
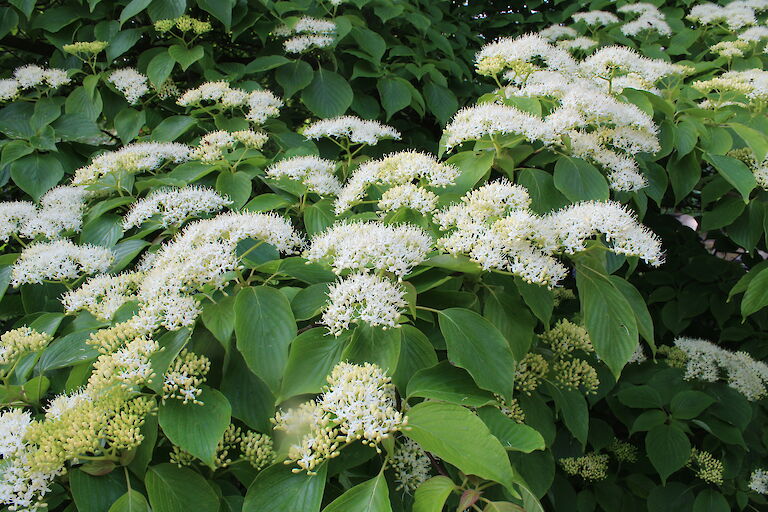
1,0,768,511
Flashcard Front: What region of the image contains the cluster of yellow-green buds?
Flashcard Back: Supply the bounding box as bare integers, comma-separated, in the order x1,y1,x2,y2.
63,41,108,56
608,438,638,463
0,326,52,371
560,452,610,481
658,345,688,369
170,423,275,470
162,349,211,405
689,448,724,485
154,15,212,35
493,394,526,423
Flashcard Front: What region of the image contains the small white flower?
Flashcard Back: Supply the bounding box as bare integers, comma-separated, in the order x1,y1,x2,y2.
322,272,407,334
108,68,149,104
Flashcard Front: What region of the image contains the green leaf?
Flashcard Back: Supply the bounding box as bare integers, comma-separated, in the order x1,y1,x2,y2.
728,122,768,162
220,350,274,432
630,409,667,434
442,150,494,195
413,476,455,512
276,60,314,98
198,0,235,30
169,44,204,71
517,168,568,214
1,140,33,167
151,115,196,141
705,154,755,202
243,463,326,512
405,402,522,493
668,152,701,204
158,386,231,468
645,424,691,483
342,324,401,373
407,361,496,407
234,286,297,393
301,68,353,118
247,56,292,73
546,384,588,446
693,489,729,512
147,50,175,87
114,108,146,144
576,262,638,378
37,330,98,371
146,464,219,512
303,199,335,236
392,325,438,392
70,469,127,512
553,157,609,202
670,390,715,420
119,0,152,25
201,294,235,345
109,491,151,512
377,77,411,120
216,171,252,209
609,276,655,350
438,308,516,401
423,82,458,125
351,27,386,64
80,214,122,248
483,286,535,360
741,266,768,317
280,328,344,400
322,473,391,512
617,385,664,408
10,153,64,201
477,407,545,453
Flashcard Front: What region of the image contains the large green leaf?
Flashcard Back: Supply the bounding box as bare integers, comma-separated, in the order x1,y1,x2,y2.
10,152,64,201
477,407,545,453
70,469,127,512
404,402,522,493
342,324,401,373
406,361,496,407
413,476,455,512
438,308,516,401
109,491,151,512
645,424,691,483
301,68,353,118
234,286,297,393
377,77,411,120
575,262,638,378
280,328,345,400
276,60,314,98
553,157,609,202
705,154,755,202
158,386,231,468
741,266,768,317
243,463,326,512
146,464,219,512
322,473,391,512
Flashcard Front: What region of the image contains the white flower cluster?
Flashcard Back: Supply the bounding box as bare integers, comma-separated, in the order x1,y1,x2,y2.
446,89,659,191
710,40,751,57
73,142,191,185
750,468,768,494
266,156,343,196
190,130,268,162
178,82,283,123
11,240,114,286
0,408,59,512
130,212,303,330
334,150,459,214
307,221,432,277
108,68,149,104
322,272,407,335
539,25,578,41
674,338,768,401
123,186,232,229
572,10,620,26
391,438,432,492
378,183,439,215
276,16,336,53
738,25,768,42
580,45,690,92
0,64,70,101
5,186,90,241
475,33,578,77
618,3,671,36
303,116,401,146
693,69,768,105
246,90,284,123
274,362,405,473
557,37,599,52
308,220,430,333
687,1,763,30
61,271,145,321
436,181,663,286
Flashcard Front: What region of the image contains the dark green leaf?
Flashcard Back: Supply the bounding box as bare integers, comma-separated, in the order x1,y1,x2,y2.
243,463,326,512
146,464,219,512
645,424,691,483
301,69,353,118
322,473,391,512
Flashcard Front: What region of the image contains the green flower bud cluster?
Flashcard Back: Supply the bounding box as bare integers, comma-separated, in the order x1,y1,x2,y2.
539,319,594,356
170,423,275,470
87,320,143,354
0,326,52,369
493,394,526,423
515,353,549,395
552,358,599,393
658,345,688,369
608,438,637,463
240,431,276,470
553,287,576,306
154,78,180,100
63,41,108,55
560,452,609,481
154,16,212,35
162,349,211,405
689,448,724,485
102,396,156,451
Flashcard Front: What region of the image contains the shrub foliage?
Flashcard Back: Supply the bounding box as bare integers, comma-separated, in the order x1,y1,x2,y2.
1,0,768,511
